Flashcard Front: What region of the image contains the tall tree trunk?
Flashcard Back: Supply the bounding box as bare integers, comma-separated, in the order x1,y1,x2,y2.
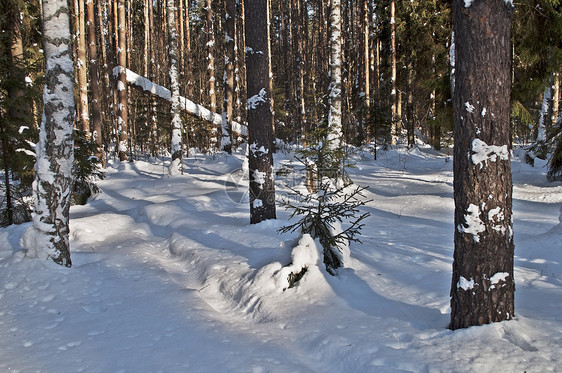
206,0,217,149
450,0,515,330
245,0,276,224
75,0,90,135
553,72,560,126
326,0,343,149
222,0,236,153
167,0,183,173
22,0,76,267
390,0,398,144
87,0,104,165
117,0,129,161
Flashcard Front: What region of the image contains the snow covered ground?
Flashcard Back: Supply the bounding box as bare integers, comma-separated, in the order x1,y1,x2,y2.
1,145,561,372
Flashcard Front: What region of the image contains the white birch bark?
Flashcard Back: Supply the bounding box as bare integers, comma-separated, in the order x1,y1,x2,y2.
538,83,552,142
21,0,76,267
167,0,183,175
326,0,343,149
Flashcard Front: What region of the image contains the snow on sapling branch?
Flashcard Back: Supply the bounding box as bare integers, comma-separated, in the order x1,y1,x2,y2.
278,134,371,278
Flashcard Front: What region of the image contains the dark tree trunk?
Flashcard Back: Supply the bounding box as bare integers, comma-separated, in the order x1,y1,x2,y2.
245,0,276,224
450,0,515,330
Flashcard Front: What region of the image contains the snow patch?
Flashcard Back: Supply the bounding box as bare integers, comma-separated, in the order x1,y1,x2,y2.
457,276,475,291
470,138,509,169
489,272,509,289
458,203,485,242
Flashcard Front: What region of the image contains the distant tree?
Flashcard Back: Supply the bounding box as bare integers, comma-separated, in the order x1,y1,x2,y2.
450,0,515,330
245,0,276,224
21,0,76,267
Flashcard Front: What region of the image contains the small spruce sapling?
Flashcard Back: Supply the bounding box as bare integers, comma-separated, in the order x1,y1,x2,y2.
72,129,105,205
279,133,371,276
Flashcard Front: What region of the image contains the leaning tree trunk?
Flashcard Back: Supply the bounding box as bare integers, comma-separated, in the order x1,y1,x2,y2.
22,0,76,267
450,0,515,330
245,0,276,224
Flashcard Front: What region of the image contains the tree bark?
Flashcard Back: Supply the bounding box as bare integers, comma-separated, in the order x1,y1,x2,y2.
222,0,236,153
245,0,276,224
167,0,183,173
450,0,515,330
22,0,76,267
87,0,104,165
327,0,343,149
75,0,90,135
117,0,129,161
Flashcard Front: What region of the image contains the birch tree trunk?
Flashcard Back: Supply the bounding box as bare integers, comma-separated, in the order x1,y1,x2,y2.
22,0,76,267
390,0,398,144
167,0,183,174
245,0,276,224
326,0,342,149
221,0,235,153
205,0,217,149
450,0,515,330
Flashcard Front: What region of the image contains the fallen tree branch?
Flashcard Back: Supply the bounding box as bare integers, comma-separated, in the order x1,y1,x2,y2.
112,66,247,136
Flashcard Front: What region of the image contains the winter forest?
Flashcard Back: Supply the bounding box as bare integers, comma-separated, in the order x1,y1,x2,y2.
1,0,562,371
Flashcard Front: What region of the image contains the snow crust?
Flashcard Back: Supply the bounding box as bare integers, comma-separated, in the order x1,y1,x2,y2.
1,145,561,372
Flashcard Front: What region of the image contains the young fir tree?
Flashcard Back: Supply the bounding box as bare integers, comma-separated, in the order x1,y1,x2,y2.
279,129,370,276
21,0,76,267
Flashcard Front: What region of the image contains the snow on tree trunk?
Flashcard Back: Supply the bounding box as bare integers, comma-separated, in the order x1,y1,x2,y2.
326,0,343,149
245,0,276,224
450,0,515,330
21,0,76,267
167,0,183,175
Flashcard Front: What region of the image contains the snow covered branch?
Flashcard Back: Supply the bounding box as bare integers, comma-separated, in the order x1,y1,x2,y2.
112,66,246,136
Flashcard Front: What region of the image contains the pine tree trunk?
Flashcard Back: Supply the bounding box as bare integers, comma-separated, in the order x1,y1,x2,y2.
22,0,76,267
245,0,276,224
222,0,236,153
117,0,128,161
327,0,342,149
75,0,90,135
87,0,104,165
450,0,515,330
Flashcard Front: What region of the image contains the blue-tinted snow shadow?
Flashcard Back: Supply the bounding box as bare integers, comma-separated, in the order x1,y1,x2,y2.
326,267,449,331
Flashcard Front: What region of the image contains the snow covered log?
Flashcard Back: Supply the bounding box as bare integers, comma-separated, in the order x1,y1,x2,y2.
112,66,246,136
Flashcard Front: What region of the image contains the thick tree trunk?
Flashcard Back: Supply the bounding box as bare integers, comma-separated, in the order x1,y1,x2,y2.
245,0,276,224
450,0,515,330
22,0,76,267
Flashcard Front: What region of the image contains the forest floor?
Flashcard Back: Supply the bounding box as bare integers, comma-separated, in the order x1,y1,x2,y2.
1,144,561,372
